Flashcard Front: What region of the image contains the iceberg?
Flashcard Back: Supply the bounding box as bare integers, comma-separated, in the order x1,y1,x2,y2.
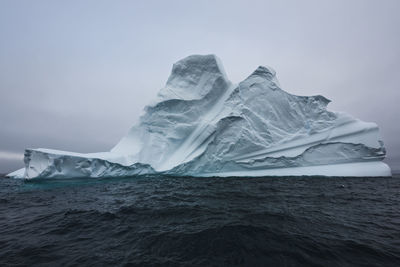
7,55,391,179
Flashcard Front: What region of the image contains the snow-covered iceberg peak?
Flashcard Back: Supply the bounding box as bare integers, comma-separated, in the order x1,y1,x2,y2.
248,65,280,86
7,54,391,179
158,54,229,101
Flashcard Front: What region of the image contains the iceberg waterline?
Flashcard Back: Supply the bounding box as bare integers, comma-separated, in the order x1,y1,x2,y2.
7,55,391,178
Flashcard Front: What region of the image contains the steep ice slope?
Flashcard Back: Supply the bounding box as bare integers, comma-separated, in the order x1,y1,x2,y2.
111,55,234,171
7,55,391,179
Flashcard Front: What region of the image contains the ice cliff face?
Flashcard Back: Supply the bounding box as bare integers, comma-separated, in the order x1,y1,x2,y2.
7,55,391,179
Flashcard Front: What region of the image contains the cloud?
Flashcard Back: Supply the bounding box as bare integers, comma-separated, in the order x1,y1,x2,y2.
0,0,399,173
0,151,23,161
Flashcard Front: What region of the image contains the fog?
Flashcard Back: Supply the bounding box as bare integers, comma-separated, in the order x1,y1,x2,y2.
1,0,399,173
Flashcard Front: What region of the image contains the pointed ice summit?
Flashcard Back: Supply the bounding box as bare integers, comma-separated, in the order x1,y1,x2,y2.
7,55,391,179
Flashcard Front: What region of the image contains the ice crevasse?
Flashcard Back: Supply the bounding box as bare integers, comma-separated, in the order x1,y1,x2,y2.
7,55,391,178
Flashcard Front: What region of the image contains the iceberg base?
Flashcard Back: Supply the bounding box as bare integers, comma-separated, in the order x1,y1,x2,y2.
195,161,391,177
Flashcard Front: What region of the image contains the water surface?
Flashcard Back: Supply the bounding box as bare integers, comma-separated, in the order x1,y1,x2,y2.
1,174,400,266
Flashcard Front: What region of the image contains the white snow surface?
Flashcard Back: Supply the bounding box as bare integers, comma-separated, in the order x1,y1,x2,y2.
7,55,391,179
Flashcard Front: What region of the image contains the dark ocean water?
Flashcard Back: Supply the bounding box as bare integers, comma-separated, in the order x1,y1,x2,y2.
1,174,400,267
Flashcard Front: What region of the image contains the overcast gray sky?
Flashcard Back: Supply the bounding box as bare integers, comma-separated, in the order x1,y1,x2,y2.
1,0,399,173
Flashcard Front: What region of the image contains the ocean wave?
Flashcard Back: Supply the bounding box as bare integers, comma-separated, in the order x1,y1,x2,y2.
1,175,400,266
